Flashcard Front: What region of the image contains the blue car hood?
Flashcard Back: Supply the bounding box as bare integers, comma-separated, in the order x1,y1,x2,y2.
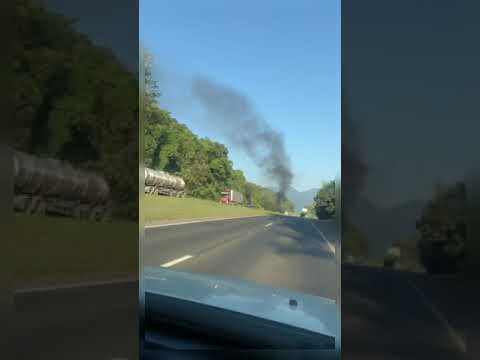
144,266,340,350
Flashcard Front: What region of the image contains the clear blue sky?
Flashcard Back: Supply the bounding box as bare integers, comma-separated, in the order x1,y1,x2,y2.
140,0,340,191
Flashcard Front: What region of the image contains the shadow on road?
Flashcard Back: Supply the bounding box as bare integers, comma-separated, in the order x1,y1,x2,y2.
14,281,139,359
265,217,335,259
342,264,468,360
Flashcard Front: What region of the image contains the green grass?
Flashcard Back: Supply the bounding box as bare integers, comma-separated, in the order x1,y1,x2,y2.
15,196,272,288
143,195,273,224
15,214,137,288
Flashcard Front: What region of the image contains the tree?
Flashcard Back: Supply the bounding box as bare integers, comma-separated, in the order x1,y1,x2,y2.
416,182,467,274
141,50,296,212
314,180,336,219
343,220,369,259
15,0,139,219
282,200,295,213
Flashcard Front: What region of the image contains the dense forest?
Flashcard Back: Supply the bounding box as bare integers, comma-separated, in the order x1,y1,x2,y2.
14,0,139,219
143,52,294,213
14,0,292,218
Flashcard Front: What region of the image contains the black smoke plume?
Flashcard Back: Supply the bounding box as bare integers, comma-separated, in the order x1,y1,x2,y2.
191,77,293,200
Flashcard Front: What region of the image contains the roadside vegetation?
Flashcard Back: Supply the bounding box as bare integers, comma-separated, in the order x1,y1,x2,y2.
15,0,138,220
14,0,138,288
143,51,294,214
302,180,336,220
143,195,273,224
15,214,137,288
311,180,336,219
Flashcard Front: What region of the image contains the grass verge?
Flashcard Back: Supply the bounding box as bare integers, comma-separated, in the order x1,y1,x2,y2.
143,195,273,224
15,213,137,289
15,196,272,288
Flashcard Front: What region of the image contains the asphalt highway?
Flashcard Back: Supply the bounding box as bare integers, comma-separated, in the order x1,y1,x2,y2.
342,264,470,360
144,215,340,302
14,280,139,359
13,215,473,359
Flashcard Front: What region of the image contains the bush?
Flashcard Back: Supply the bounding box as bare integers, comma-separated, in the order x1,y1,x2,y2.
314,180,336,219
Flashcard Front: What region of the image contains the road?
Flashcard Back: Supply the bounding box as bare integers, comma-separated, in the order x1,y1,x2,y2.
14,280,139,359
14,215,474,359
342,264,471,360
145,215,474,358
145,215,340,302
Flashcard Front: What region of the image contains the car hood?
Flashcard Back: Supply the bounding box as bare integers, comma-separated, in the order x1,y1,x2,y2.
144,267,340,350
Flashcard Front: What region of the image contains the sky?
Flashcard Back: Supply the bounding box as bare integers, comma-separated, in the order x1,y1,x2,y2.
343,0,480,208
43,0,139,72
140,0,340,191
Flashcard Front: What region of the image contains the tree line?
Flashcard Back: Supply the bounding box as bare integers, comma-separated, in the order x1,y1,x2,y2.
144,52,294,213
14,0,292,218
14,0,139,220
313,180,336,219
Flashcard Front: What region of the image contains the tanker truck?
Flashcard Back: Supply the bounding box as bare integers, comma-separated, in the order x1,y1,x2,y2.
14,150,110,221
144,167,185,197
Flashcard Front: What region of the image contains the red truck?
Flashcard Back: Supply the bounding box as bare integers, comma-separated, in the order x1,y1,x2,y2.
220,189,244,205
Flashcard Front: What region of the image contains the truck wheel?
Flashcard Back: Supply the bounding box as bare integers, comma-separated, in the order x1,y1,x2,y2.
89,207,100,222
99,208,111,222
90,206,109,222
73,207,82,220
22,197,35,214
35,200,46,215
97,209,108,222
74,206,89,220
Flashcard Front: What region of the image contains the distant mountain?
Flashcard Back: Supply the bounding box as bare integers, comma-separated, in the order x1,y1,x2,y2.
269,186,319,212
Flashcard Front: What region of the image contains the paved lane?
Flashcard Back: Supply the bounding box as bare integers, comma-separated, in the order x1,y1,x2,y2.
342,265,469,360
14,280,138,359
145,215,340,301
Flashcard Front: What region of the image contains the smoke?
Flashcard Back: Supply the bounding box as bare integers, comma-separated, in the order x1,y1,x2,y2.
341,95,368,215
190,77,293,200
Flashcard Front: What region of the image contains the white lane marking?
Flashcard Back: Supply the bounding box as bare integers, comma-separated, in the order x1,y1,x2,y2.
407,279,466,353
161,255,193,268
14,277,137,295
265,222,273,228
310,222,336,254
146,215,267,229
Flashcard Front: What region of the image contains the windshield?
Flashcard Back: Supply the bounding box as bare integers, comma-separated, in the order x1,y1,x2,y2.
140,0,340,354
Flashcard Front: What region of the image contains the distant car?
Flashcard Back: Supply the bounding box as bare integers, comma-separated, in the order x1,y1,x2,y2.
300,207,308,217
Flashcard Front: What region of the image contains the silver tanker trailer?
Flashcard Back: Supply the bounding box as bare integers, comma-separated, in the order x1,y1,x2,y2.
144,167,185,197
13,151,110,221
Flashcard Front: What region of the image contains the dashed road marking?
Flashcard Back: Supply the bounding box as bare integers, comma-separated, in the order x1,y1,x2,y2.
161,255,193,268
310,222,336,254
407,279,466,353
265,222,273,228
